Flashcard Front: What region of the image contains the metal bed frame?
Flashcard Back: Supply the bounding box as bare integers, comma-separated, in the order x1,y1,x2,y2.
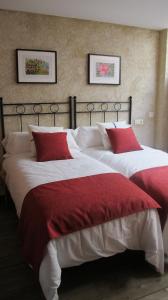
0,96,132,138
0,97,74,139
72,96,132,128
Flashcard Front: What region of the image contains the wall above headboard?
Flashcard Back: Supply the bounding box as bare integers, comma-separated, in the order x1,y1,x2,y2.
0,10,159,146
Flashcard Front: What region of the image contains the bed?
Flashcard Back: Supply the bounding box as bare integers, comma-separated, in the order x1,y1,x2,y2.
0,97,164,300
72,96,168,255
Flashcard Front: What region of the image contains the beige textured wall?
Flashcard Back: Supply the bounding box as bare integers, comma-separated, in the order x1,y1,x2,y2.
0,10,159,145
155,29,168,151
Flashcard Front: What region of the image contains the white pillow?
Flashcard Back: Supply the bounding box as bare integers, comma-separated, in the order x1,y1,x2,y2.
97,122,115,150
28,125,80,156
114,121,131,128
65,129,80,152
75,126,102,149
2,132,31,154
28,124,64,136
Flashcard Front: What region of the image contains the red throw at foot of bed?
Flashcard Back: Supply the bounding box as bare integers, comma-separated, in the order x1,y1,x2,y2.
131,166,168,229
19,173,160,272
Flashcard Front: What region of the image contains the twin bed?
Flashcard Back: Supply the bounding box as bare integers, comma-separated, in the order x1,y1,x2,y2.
74,96,168,233
1,96,168,300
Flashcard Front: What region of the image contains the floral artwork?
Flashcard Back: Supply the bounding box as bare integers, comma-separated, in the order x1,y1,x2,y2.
96,62,114,78
88,54,121,85
16,49,57,83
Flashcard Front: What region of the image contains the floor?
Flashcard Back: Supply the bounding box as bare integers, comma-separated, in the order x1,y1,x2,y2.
0,205,168,300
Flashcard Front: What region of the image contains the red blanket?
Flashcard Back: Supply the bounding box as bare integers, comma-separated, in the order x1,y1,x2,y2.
19,173,159,272
131,166,168,229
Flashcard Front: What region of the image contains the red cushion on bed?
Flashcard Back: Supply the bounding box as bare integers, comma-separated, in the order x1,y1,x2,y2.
106,127,143,154
32,131,73,162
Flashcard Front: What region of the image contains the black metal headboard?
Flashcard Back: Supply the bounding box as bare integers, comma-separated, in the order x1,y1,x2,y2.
0,96,132,138
0,97,73,139
72,96,132,129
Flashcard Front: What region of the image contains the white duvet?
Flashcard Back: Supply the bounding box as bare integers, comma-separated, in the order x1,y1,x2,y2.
3,150,164,300
83,145,168,178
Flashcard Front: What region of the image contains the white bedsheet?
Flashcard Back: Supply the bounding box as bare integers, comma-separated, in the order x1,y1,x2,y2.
83,145,168,178
3,151,164,300
83,145,168,256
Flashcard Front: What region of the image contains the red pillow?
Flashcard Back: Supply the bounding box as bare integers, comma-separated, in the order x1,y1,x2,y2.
32,131,73,162
106,127,143,154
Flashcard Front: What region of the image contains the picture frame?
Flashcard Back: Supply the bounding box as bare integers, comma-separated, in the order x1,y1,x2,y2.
16,49,57,83
88,53,121,85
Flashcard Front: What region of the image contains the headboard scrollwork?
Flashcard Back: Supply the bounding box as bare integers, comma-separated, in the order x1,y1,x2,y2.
0,96,132,140
0,97,74,139
72,96,132,129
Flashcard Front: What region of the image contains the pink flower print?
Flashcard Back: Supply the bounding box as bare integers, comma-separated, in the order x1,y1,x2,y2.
98,63,109,76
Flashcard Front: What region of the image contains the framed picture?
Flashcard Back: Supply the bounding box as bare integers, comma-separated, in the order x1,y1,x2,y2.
88,54,121,85
16,49,57,83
